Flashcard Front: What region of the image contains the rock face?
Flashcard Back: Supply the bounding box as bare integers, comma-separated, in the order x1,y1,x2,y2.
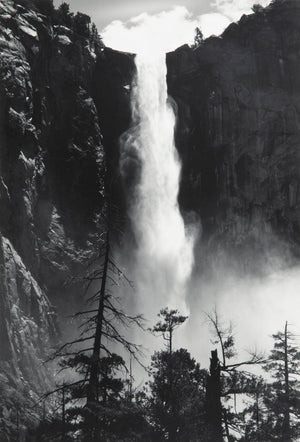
0,1,135,436
167,0,300,271
0,1,113,436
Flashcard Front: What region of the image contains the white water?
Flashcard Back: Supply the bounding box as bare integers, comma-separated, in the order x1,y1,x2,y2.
121,51,196,314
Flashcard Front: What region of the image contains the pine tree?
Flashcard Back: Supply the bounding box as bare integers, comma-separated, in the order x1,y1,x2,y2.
194,27,203,47
150,307,188,355
148,308,193,441
148,348,207,441
263,321,300,441
56,2,74,27
236,377,270,441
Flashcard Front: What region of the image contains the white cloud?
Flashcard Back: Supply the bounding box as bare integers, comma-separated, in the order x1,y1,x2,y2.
212,0,270,22
102,7,195,53
102,6,232,54
198,12,231,37
102,0,274,54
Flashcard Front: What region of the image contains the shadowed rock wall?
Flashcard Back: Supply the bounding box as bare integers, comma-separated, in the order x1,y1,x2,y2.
0,1,108,434
167,0,300,271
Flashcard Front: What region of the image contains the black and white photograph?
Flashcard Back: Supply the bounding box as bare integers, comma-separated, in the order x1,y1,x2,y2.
0,0,299,440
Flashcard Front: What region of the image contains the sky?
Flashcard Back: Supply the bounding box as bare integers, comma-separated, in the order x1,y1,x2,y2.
53,0,270,43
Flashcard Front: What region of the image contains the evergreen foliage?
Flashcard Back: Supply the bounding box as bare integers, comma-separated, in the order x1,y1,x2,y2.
150,307,188,354
194,27,204,47
147,348,207,441
25,311,300,441
252,3,264,13
15,0,55,16
262,322,300,441
56,2,74,27
13,0,104,51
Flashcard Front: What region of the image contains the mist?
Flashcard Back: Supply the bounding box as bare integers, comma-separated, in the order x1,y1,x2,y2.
181,263,300,369
101,7,300,374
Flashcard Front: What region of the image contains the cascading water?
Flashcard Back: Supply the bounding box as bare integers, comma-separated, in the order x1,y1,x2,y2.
121,50,196,313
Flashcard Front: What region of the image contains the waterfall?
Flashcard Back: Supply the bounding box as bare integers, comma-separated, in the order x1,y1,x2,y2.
121,51,196,313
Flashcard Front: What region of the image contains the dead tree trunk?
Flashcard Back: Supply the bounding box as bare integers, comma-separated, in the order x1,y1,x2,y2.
205,349,223,442
86,231,109,406
283,321,291,441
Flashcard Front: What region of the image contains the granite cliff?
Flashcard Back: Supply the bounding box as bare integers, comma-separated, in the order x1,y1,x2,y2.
0,1,131,436
167,0,300,271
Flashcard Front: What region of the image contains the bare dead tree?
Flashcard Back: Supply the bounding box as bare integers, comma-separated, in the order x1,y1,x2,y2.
42,199,145,440
205,309,265,441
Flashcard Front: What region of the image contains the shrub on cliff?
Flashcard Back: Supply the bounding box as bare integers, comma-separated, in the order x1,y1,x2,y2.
252,3,264,13
56,2,74,27
74,12,91,37
194,26,204,47
15,0,55,16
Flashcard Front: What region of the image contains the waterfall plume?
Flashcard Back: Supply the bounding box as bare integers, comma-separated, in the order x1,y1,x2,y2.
121,49,197,314
102,7,201,316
